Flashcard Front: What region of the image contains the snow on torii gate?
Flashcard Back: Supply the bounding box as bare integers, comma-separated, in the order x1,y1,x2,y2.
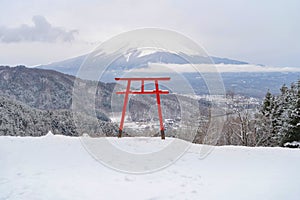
115,77,170,139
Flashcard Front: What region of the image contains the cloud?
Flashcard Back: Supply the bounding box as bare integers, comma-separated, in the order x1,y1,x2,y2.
0,15,78,43
128,63,300,73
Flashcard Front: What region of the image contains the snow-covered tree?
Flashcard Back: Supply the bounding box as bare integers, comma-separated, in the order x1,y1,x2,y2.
254,91,279,146
258,80,300,146
283,80,300,143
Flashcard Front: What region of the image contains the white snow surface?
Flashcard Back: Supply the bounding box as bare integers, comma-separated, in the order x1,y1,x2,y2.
1,133,300,200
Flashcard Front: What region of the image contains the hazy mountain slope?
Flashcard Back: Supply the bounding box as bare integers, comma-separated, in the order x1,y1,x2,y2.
36,55,86,76
0,65,115,113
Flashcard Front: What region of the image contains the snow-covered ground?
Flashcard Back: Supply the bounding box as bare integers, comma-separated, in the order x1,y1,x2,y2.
1,134,300,200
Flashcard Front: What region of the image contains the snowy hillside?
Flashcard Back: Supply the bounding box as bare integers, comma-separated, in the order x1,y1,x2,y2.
1,134,300,200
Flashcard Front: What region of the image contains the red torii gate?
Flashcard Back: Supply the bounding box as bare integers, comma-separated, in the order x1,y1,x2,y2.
115,77,170,139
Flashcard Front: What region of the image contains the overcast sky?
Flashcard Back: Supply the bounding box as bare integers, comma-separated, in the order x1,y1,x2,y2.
0,0,299,67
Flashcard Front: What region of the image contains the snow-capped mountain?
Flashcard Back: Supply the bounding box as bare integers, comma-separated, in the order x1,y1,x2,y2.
36,50,248,76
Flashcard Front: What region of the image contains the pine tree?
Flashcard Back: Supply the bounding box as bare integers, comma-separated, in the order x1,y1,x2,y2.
261,90,273,116
283,79,300,143
256,90,278,146
275,84,290,143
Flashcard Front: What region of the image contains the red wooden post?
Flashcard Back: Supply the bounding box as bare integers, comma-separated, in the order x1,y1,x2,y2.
115,77,170,139
155,80,165,139
118,80,131,137
141,80,144,92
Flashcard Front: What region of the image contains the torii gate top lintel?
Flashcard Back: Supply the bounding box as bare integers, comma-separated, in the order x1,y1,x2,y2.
115,77,170,81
